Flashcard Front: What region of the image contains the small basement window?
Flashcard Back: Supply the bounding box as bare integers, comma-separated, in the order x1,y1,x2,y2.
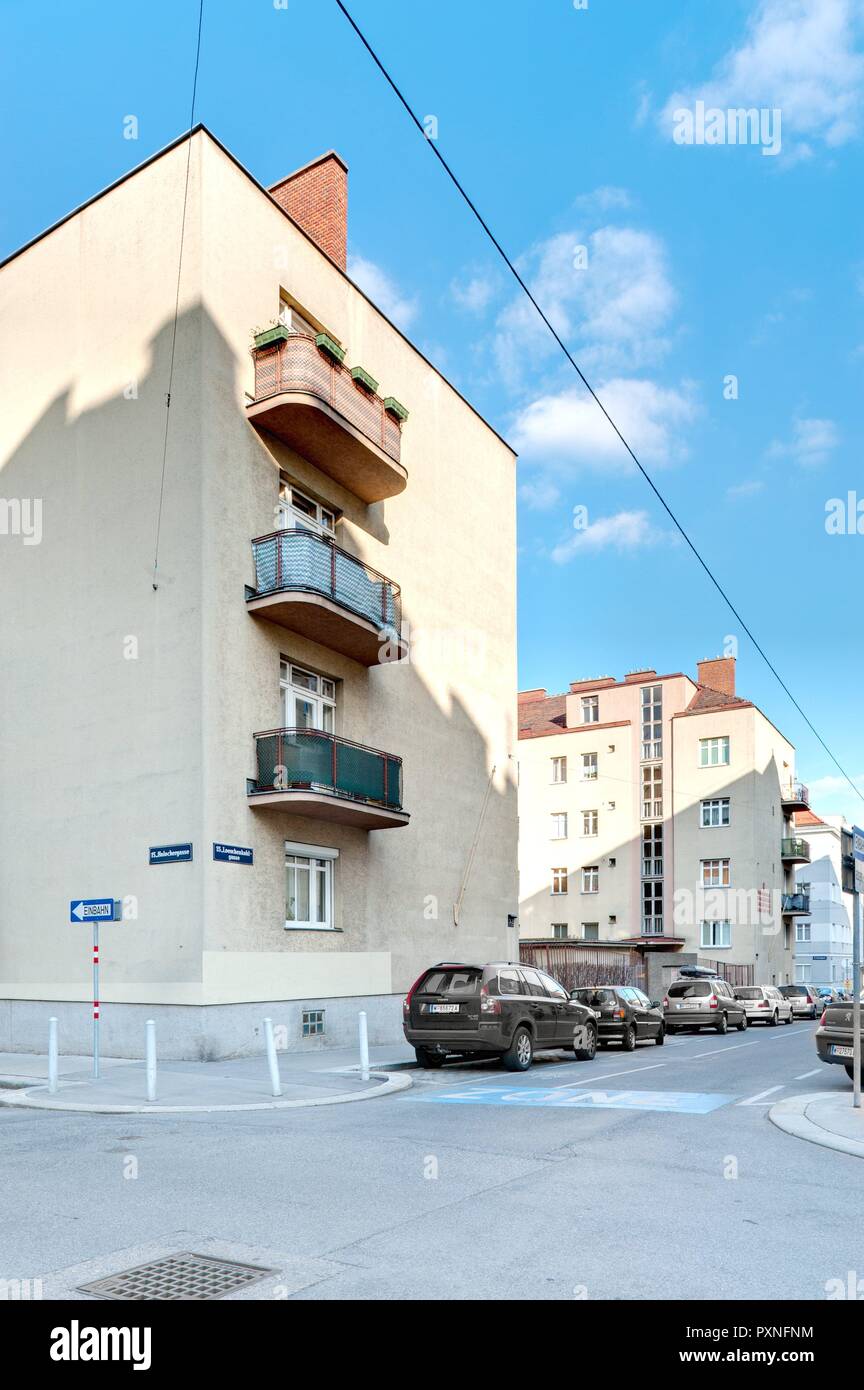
302,1009,325,1037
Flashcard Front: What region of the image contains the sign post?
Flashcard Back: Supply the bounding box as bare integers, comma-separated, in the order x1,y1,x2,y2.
852,829,864,1110
70,899,117,1080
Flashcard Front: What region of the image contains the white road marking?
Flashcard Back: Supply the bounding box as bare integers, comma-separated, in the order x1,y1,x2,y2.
688,1041,759,1058
548,1062,667,1091
737,1085,785,1106
794,1069,821,1080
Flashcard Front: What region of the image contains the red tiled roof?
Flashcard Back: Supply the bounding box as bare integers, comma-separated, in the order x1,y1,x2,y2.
674,684,754,717
795,808,826,828
517,692,568,737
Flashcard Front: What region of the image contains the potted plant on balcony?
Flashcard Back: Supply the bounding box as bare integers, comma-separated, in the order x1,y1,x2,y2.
350,365,379,394
252,321,292,350
315,332,346,364
383,397,409,422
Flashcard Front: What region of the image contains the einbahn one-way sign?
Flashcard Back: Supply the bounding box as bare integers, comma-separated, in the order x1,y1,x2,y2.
69,898,115,923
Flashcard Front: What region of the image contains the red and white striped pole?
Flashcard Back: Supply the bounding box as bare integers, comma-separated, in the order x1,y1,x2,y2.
92,922,100,1080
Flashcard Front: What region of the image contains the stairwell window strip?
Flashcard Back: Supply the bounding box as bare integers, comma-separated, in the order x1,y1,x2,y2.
701,920,732,949
642,879,663,934
699,735,730,767
641,685,662,759
701,797,731,827
642,764,662,819
642,823,663,877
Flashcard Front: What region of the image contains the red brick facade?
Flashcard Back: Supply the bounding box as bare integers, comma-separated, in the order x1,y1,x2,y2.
696,656,736,698
269,152,348,270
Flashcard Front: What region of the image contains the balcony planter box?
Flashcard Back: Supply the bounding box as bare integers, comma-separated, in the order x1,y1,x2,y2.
383,396,409,422
315,332,346,364
350,366,379,394
253,325,292,350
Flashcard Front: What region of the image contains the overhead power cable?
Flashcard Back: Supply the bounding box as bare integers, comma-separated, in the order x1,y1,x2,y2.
334,0,863,809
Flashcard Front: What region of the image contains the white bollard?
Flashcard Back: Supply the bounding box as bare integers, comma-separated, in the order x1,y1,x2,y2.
359,1010,370,1081
264,1017,282,1097
145,1020,157,1103
48,1017,58,1095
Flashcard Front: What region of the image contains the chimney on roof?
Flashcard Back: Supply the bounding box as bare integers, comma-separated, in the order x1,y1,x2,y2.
269,152,348,270
697,656,736,698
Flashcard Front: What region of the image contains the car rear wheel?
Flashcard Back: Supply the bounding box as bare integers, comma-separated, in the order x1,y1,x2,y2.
844,1064,864,1082
502,1026,533,1072
716,1013,728,1035
770,1011,779,1027
737,1013,748,1031
574,1023,597,1062
622,1023,637,1052
655,1027,665,1045
666,1025,677,1035
415,1047,446,1069
784,1011,793,1024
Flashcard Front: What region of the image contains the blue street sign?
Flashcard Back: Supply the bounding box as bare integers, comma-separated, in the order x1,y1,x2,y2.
70,899,115,924
149,843,193,865
213,842,254,865
853,826,864,895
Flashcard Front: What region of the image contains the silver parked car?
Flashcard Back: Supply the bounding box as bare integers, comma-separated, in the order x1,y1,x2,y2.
664,972,747,1034
734,985,794,1025
779,984,820,1019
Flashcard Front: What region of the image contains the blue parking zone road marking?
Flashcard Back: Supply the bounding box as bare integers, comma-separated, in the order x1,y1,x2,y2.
408,1087,736,1114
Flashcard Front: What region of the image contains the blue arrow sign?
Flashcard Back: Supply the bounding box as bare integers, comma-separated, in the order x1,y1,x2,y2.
70,899,115,924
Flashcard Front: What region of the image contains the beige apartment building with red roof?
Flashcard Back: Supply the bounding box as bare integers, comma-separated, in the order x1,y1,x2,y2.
518,656,808,985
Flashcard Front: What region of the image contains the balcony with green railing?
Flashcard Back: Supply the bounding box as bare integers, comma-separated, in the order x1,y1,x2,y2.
247,727,409,830
781,837,810,864
246,529,401,667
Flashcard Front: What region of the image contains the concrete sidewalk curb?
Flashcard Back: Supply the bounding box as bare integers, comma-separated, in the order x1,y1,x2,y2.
0,1068,412,1114
768,1091,864,1159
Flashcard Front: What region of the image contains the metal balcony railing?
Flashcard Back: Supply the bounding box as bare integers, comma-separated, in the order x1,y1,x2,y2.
781,837,810,861
782,891,811,914
251,728,404,810
780,781,809,807
251,529,401,635
251,334,402,464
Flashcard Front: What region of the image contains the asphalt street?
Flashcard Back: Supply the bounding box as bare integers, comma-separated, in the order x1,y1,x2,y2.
3,1019,862,1301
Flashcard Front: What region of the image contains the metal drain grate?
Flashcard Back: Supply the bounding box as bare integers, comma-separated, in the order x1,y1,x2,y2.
78,1252,276,1301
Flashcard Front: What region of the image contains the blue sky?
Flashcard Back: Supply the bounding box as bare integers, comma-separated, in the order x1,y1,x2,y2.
2,0,863,820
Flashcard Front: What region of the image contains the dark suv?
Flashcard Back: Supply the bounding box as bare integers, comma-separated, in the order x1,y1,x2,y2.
571,985,665,1049
403,961,598,1071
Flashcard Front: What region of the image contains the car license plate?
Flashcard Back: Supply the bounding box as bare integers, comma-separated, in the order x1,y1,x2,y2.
831,1044,855,1058
429,1004,459,1014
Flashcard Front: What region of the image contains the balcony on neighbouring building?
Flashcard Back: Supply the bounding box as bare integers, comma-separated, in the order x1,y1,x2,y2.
246,334,408,503
781,837,811,864
247,529,401,666
782,891,811,915
247,727,409,829
780,781,809,812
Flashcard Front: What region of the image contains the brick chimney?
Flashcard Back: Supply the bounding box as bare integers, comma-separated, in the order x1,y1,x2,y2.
269,152,348,270
697,656,736,698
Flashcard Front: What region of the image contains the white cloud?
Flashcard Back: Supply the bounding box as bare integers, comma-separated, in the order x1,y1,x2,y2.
574,186,633,214
727,479,765,497
511,378,698,472
807,772,864,827
551,509,671,563
347,254,419,331
450,272,498,314
768,416,840,466
661,0,864,157
518,479,561,511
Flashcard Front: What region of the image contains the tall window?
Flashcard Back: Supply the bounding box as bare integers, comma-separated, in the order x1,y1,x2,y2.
582,922,599,941
582,809,598,837
699,736,730,767
582,752,598,781
551,756,567,784
641,685,662,759
278,478,336,537
551,868,568,895
701,920,731,948
552,923,569,941
286,852,333,929
278,301,317,336
281,662,335,731
701,858,731,887
795,963,812,982
642,764,662,818
796,922,812,942
550,813,568,840
582,865,599,894
581,695,599,724
701,797,731,827
642,824,663,877
642,880,663,934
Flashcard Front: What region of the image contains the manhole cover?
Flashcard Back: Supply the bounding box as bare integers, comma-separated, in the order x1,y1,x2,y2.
78,1252,276,1301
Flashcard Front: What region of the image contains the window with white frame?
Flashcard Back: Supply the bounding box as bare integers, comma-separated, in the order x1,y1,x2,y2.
582,752,598,781
701,858,731,887
795,963,812,982
642,823,663,877
551,868,568,895
641,685,662,759
281,661,336,732
642,879,663,934
796,921,812,942
642,764,662,819
551,756,567,784
581,865,599,894
699,736,730,767
701,797,730,827
550,812,568,840
278,301,317,337
552,923,569,941
582,922,599,941
700,920,732,948
582,809,598,837
278,478,336,537
286,850,334,929
581,695,599,724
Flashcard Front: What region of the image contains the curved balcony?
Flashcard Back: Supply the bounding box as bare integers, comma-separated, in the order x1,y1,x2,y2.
782,891,811,916
781,837,810,864
246,334,407,503
247,529,401,667
781,781,809,813
247,727,409,830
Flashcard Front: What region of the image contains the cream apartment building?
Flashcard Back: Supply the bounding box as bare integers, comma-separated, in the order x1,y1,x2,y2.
0,127,518,1057
518,656,805,984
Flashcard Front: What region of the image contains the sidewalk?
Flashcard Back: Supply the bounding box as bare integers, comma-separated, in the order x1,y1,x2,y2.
0,1043,415,1114
769,1090,864,1158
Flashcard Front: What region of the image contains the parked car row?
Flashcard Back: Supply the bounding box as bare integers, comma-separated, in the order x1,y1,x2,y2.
402,962,808,1072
